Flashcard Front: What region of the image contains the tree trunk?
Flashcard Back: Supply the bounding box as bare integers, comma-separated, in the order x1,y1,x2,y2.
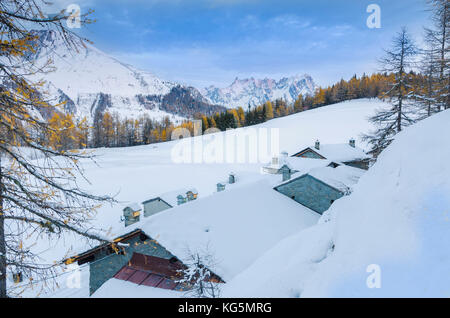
440,4,447,110
397,96,403,132
0,157,7,298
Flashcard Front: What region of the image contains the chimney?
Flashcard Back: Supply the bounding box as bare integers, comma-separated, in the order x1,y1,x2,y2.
279,151,288,165
349,138,356,148
315,140,320,150
217,183,226,192
123,204,141,227
177,194,186,205
281,165,291,182
229,173,236,184
272,156,279,165
186,189,198,201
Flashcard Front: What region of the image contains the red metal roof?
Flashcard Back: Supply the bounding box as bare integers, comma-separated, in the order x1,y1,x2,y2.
128,252,186,278
113,252,224,291
114,266,135,281
113,253,187,291
114,266,187,291
141,273,165,288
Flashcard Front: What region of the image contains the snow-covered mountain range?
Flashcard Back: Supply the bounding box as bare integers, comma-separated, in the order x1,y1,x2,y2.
202,75,316,109
24,30,317,123
26,30,225,123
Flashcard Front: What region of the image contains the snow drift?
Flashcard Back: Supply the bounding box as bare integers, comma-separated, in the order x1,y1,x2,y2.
223,109,450,298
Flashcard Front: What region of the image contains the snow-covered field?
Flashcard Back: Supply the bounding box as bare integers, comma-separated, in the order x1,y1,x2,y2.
15,98,449,298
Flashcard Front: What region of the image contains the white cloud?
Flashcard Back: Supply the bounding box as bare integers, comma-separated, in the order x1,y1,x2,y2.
240,14,311,31
269,14,311,29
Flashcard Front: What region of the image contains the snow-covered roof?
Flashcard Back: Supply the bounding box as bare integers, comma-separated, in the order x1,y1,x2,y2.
262,156,332,174
275,164,365,193
308,165,365,192
139,179,319,282
286,157,332,173
297,143,370,163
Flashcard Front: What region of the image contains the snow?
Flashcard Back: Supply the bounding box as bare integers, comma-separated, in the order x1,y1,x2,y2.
157,188,190,207
17,98,388,297
202,75,316,108
267,157,365,193
25,31,186,123
223,109,450,298
301,143,370,162
92,279,182,298
141,179,320,282
307,165,365,192
263,156,331,174
221,223,334,298
125,202,142,212
30,32,174,99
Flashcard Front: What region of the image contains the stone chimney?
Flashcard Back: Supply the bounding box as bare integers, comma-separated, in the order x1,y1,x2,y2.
272,156,279,165
177,194,186,205
281,165,291,182
349,138,356,148
217,183,226,192
123,204,141,227
229,173,236,184
315,140,320,150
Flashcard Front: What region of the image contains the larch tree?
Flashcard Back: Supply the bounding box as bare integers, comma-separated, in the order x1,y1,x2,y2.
0,0,114,297
201,115,209,132
228,109,240,127
75,117,90,149
313,88,326,107
364,28,419,155
294,94,303,113
101,112,114,147
417,49,439,117
265,101,274,120
424,0,449,111
237,106,245,126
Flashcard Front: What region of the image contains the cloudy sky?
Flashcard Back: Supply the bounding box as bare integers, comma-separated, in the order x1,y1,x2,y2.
51,0,430,88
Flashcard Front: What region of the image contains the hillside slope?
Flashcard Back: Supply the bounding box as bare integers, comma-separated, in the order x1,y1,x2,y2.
25,31,225,122
222,109,450,298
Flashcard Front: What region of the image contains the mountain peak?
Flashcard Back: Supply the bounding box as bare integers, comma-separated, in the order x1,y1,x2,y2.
203,75,316,108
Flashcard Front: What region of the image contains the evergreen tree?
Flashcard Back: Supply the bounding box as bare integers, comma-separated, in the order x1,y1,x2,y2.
364,28,419,155
417,50,440,117
424,0,449,110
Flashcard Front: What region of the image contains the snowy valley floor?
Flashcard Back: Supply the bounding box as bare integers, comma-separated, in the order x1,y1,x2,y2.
12,99,450,298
